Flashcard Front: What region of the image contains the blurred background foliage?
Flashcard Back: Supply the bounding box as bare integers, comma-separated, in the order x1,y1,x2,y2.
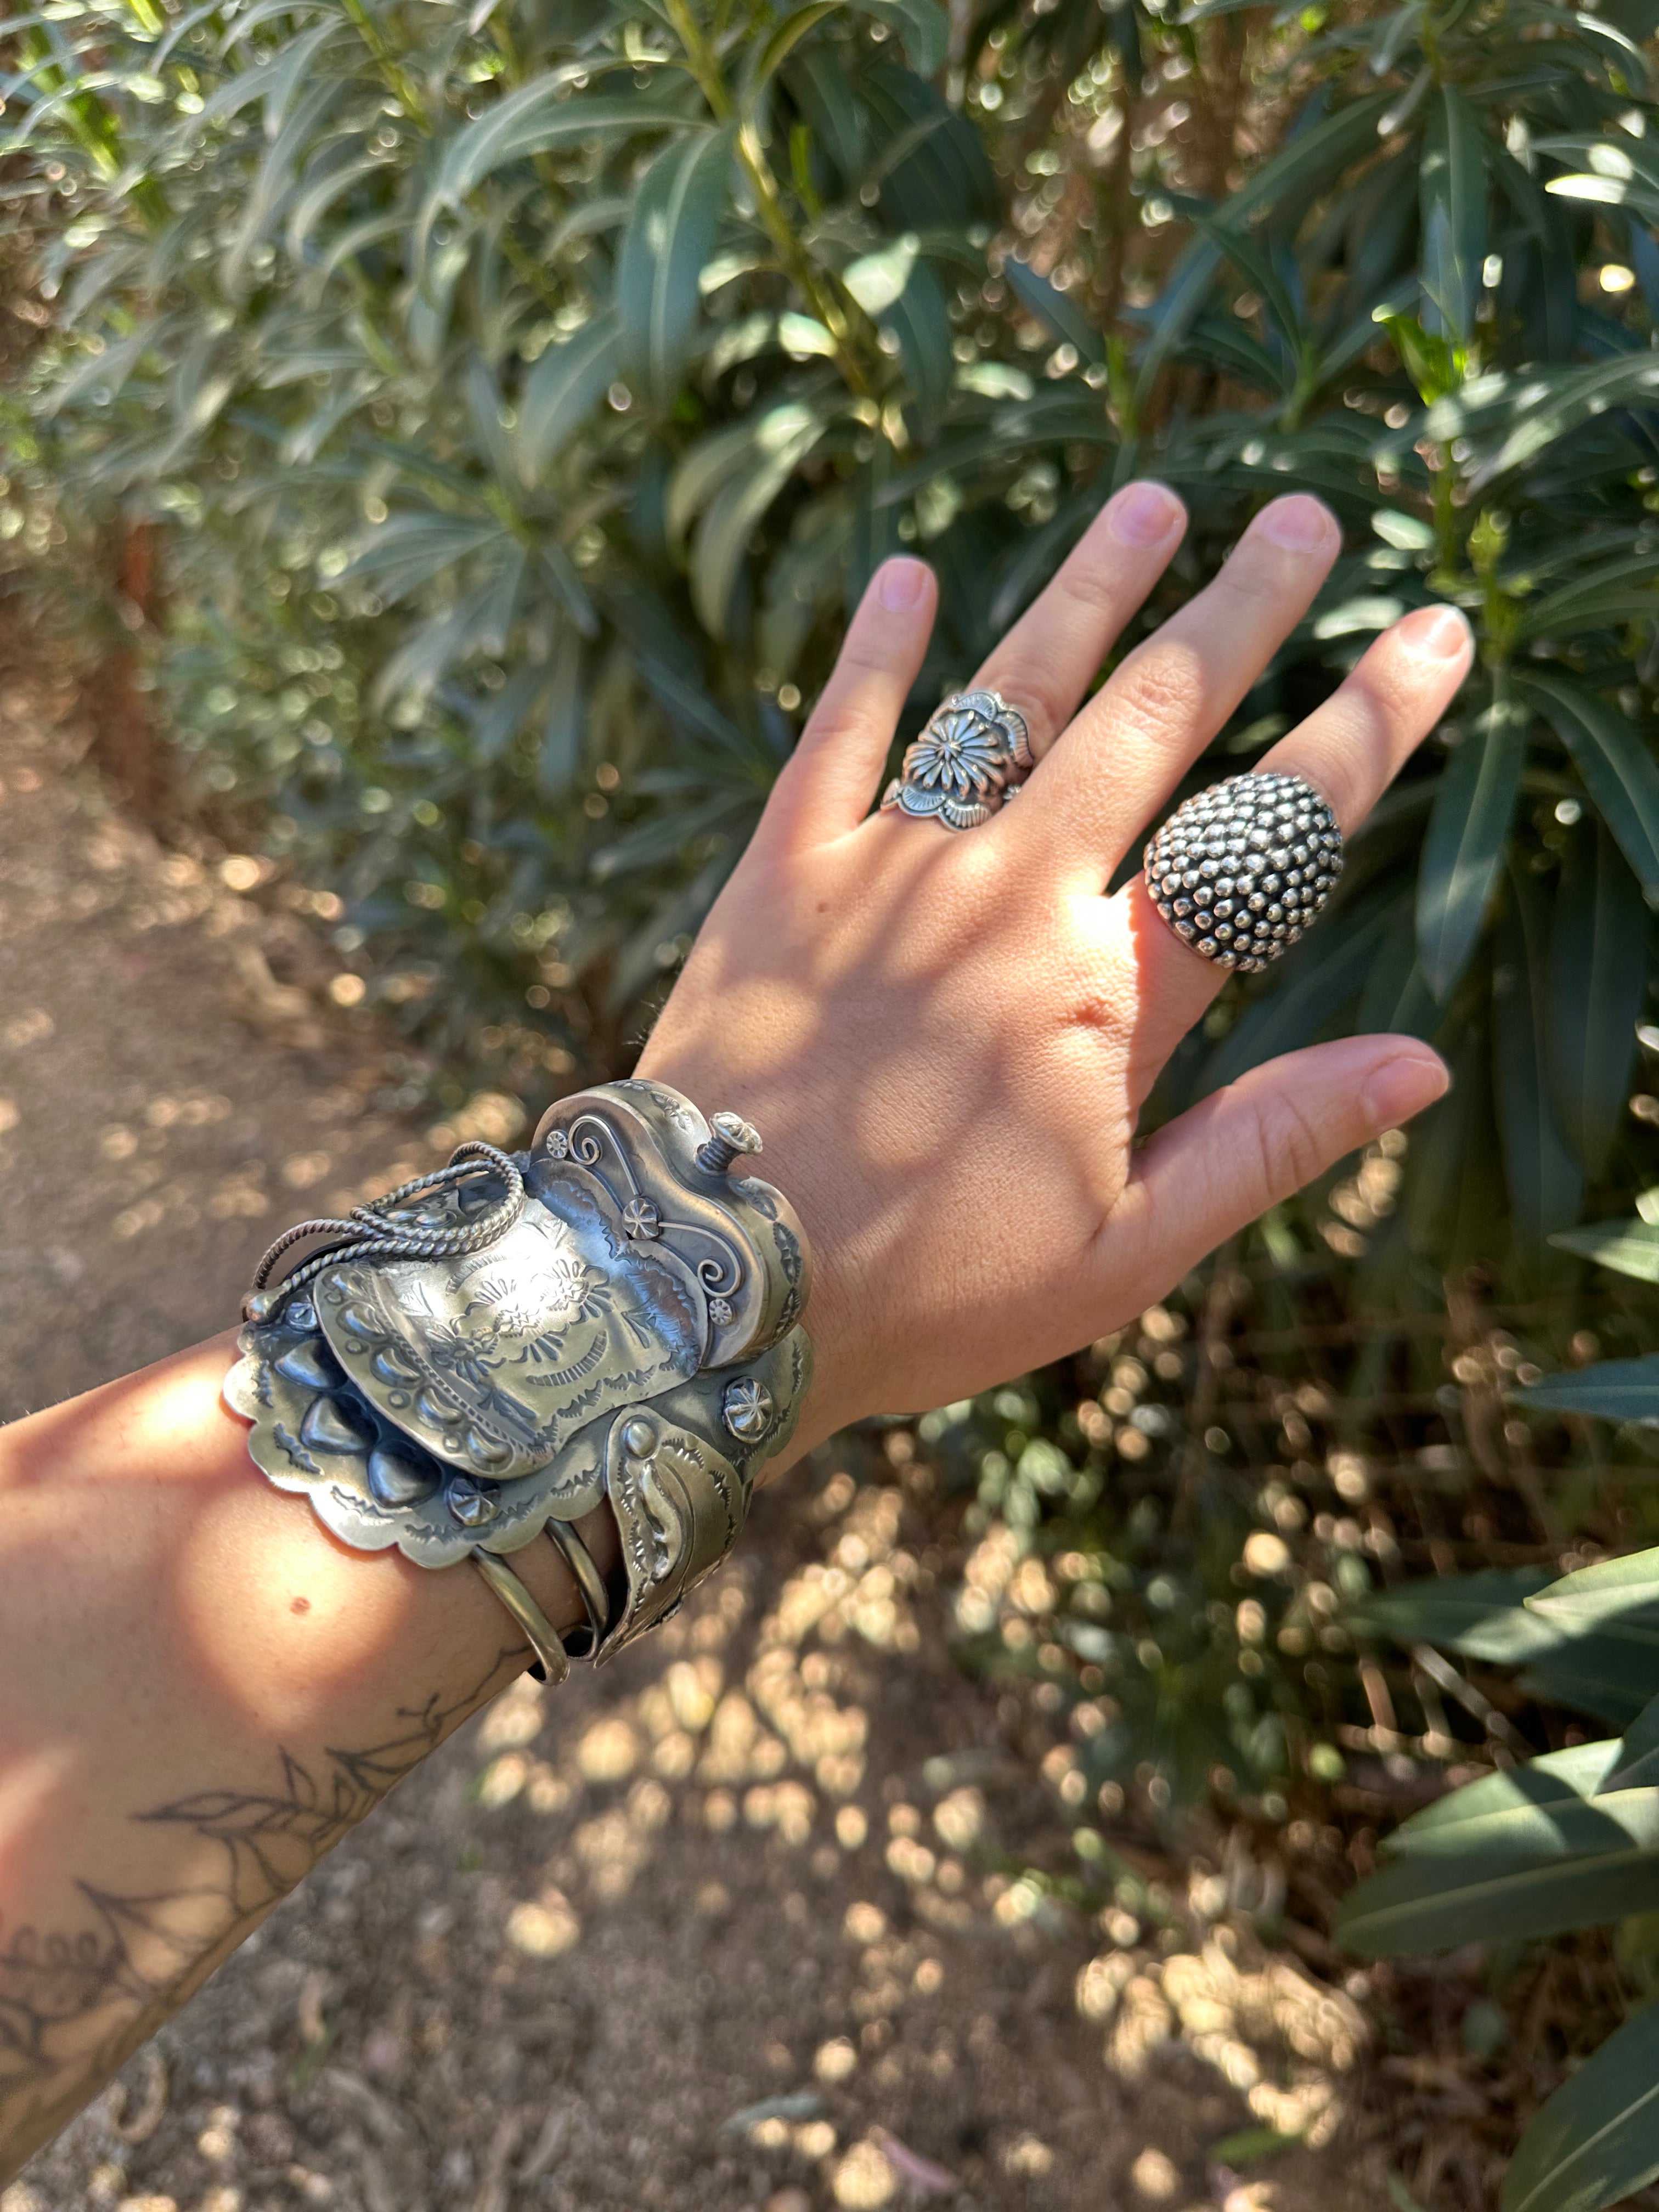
5,0,1659,1273
9,0,1659,2198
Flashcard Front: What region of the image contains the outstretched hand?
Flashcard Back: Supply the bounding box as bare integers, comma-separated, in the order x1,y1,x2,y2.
639,484,1471,1457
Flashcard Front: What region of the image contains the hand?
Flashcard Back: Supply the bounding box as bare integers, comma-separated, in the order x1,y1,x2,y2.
638,485,1471,1457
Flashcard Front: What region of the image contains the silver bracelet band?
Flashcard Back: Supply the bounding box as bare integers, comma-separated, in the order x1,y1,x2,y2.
224,1079,812,1679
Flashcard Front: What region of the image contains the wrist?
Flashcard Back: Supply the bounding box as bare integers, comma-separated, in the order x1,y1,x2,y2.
630,1043,861,1464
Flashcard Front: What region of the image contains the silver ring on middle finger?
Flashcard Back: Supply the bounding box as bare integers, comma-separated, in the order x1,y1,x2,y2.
1143,770,1344,972
880,689,1034,831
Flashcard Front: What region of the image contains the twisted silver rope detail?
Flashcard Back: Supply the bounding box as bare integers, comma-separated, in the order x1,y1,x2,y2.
247,1141,526,1305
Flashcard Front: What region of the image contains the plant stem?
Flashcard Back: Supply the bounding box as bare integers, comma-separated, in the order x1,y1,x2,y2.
662,0,880,398
340,0,429,131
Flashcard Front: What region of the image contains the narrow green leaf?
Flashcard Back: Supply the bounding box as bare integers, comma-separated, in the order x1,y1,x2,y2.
1541,129,1659,229
285,149,382,264
786,47,868,183
38,319,162,418
470,657,547,766
515,308,624,479
1521,1643,1659,1730
859,59,997,229
221,74,345,299
1494,862,1584,1258
1502,2002,1659,2212
1188,215,1306,358
1002,256,1107,366
1378,1740,1624,1850
743,0,844,101
1518,672,1659,895
1419,86,1487,343
1355,898,1440,1040
1350,1567,1559,1661
882,255,952,435
1415,692,1526,1003
1339,1824,1659,1954
846,444,901,613
1465,354,1659,489
843,233,920,314
341,512,507,602
1530,1548,1659,1633
1551,1220,1659,1283
1225,93,1395,227
371,571,516,712
688,404,830,639
463,355,517,493
436,84,687,205
860,0,949,74
1520,1355,1659,1423
1548,827,1644,1178
1338,1741,1659,1957
617,126,732,407
1601,1693,1659,1795
1517,549,1659,642
668,402,825,549
537,638,583,798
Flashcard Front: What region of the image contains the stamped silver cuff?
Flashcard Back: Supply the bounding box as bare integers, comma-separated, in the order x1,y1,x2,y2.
224,1079,812,1671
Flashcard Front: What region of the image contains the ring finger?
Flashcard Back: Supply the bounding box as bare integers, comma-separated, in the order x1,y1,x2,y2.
997,494,1341,887
1110,600,1475,1091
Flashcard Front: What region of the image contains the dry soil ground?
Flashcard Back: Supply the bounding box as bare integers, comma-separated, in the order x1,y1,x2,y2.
0,664,1400,2212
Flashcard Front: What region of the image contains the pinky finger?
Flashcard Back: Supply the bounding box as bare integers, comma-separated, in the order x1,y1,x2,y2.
1101,1035,1449,1301
759,557,937,852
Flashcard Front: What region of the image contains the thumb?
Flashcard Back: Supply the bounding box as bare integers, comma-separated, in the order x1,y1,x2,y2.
1108,1035,1449,1291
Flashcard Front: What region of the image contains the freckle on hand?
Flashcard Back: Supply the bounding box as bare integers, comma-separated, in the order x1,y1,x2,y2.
290,1595,312,1615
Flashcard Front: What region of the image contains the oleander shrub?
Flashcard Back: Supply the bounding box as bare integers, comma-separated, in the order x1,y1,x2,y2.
1343,1211,1659,2211
4,0,1659,1267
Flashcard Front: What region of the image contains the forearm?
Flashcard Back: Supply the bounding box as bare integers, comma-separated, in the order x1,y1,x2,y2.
0,1337,598,2182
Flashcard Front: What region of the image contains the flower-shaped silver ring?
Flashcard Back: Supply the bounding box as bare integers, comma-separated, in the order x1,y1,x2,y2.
880,689,1034,831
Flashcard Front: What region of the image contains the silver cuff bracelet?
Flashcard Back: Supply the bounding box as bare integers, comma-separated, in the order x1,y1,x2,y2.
224,1079,812,1682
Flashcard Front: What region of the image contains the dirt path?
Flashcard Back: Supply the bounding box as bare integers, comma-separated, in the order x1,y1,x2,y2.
0,668,1395,2212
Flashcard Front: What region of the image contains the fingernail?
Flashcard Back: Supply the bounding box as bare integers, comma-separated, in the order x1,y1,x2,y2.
1257,495,1335,552
878,557,931,612
1397,603,1472,660
1363,1049,1451,1130
1108,480,1182,546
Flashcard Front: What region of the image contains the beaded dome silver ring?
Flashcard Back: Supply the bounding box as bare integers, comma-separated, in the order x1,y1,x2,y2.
1143,770,1344,973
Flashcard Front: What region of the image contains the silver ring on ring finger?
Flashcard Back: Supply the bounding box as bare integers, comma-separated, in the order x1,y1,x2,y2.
881,689,1034,831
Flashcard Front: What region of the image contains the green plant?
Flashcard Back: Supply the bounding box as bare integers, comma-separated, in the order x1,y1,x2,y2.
4,0,1658,1265
1345,1203,1659,2212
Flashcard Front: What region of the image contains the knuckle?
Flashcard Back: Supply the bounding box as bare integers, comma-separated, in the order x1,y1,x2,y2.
1053,557,1130,627
1241,1087,1327,1199
1106,641,1206,734
977,658,1070,757
1345,650,1423,742
799,684,884,751
1211,550,1285,610
795,709,861,756
832,636,897,685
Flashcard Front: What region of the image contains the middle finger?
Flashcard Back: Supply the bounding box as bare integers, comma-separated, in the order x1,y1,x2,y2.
996,493,1340,889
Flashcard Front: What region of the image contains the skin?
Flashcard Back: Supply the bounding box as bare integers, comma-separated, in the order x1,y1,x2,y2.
0,487,1471,2181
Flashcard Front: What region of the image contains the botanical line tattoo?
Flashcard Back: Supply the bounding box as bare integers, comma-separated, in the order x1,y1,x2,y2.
0,1649,519,2183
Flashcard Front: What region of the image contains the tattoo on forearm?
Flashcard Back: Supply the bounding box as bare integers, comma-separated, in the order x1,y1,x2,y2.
0,1649,519,2181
